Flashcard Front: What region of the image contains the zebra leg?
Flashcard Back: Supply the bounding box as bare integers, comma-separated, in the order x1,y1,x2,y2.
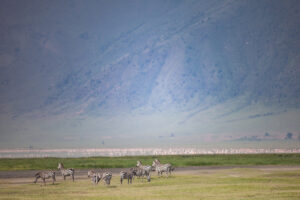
63,175,66,180
147,175,151,182
72,174,74,182
43,178,46,186
33,177,39,183
120,178,123,184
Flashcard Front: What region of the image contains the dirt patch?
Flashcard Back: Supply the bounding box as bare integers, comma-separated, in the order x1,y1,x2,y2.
0,165,299,180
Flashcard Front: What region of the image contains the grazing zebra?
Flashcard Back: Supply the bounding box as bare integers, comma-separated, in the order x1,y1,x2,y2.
152,159,174,177
120,170,134,184
91,173,102,185
136,161,151,182
88,169,103,178
57,163,75,181
88,170,101,184
154,159,174,173
101,172,112,185
131,167,143,179
87,170,96,178
33,170,56,185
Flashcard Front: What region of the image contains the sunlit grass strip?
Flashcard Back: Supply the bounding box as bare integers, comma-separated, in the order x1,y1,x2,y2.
1,168,300,200
0,154,300,171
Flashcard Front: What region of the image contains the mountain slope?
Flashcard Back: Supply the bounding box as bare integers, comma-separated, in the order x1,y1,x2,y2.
0,0,299,148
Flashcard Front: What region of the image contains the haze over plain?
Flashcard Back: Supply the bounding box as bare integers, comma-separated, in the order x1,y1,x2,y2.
0,0,299,148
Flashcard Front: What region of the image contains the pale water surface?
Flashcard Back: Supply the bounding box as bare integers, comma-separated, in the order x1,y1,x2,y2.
1,148,300,158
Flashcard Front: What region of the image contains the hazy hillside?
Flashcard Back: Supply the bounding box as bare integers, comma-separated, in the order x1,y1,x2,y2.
0,0,299,148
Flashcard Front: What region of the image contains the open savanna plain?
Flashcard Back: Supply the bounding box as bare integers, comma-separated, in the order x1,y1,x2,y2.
1,154,300,200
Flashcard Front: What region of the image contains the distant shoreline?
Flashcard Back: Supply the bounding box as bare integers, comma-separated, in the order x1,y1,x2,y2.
1,148,300,158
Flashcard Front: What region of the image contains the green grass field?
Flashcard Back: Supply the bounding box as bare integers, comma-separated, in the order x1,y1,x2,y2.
1,168,300,200
1,154,300,171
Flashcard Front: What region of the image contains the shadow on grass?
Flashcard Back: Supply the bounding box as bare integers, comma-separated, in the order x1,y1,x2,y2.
106,185,117,188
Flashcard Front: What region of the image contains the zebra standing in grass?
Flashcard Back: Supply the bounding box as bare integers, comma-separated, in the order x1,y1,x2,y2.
88,170,101,185
120,170,134,184
57,163,75,181
88,169,102,179
136,161,151,182
152,159,174,177
87,170,96,178
88,169,111,185
92,173,102,185
130,167,143,179
101,172,112,185
33,170,56,185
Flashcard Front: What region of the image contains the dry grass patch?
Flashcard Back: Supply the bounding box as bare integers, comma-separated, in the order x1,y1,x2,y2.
1,168,300,200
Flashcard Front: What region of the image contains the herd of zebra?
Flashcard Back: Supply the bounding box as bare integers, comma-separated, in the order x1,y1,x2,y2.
34,159,174,186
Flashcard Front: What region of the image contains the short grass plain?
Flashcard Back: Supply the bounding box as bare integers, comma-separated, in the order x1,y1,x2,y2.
1,167,300,200
1,154,300,199
1,154,300,171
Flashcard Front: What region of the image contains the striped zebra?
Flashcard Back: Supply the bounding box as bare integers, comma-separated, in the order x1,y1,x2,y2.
57,163,75,181
120,170,134,184
154,159,174,173
88,170,112,185
92,173,102,185
88,169,103,178
130,167,143,179
152,159,174,177
88,170,101,185
87,170,96,178
101,172,112,185
33,170,56,185
136,161,151,182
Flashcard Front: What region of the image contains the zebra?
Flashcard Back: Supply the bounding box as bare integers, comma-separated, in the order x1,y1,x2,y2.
131,167,151,182
136,161,151,182
130,167,143,179
88,170,101,184
101,172,112,185
88,169,103,178
91,173,102,185
57,163,75,181
87,170,96,178
152,159,174,177
120,170,134,184
88,169,111,185
154,159,174,173
33,170,56,185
